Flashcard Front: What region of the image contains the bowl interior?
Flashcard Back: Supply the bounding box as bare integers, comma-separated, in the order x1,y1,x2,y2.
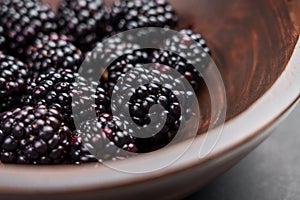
168,0,298,130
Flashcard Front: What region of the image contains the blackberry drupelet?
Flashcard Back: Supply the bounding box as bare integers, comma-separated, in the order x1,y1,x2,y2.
26,33,84,75
164,29,211,55
22,69,96,131
93,81,112,116
0,26,6,51
100,49,158,90
0,53,29,112
0,105,72,164
57,0,107,52
0,0,58,57
153,29,212,87
71,113,137,164
108,0,178,34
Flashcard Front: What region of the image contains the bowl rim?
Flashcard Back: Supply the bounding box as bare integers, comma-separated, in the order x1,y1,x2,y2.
0,36,299,195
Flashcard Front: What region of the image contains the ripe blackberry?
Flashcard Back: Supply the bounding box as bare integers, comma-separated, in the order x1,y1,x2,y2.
0,0,58,57
153,29,211,87
0,53,29,112
70,135,98,164
108,0,178,34
129,84,181,152
100,48,158,90
57,0,107,52
0,105,72,164
111,66,194,153
22,69,96,131
164,29,211,55
26,33,84,75
71,114,137,164
83,41,157,118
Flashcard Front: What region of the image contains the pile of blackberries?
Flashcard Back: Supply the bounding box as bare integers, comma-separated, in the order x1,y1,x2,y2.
0,0,211,164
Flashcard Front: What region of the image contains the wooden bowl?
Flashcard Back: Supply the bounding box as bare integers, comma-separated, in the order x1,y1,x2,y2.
0,0,299,199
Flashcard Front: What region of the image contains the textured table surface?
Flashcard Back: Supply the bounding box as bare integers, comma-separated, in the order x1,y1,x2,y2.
187,102,300,200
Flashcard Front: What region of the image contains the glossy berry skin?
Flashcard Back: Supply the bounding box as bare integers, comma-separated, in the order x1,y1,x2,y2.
128,83,182,152
22,69,95,131
0,0,58,57
108,0,178,34
84,44,157,120
0,26,6,52
0,105,72,164
26,33,84,75
110,65,195,153
164,29,211,55
0,53,29,112
57,0,107,52
153,29,211,87
70,135,98,164
100,49,157,91
70,113,137,164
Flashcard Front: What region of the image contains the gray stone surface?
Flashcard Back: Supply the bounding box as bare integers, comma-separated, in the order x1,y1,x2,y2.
188,102,300,200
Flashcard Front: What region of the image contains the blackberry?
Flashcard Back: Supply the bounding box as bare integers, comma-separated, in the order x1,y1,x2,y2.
108,0,178,34
100,48,158,90
153,29,211,87
26,33,84,75
0,0,58,57
164,29,211,55
0,53,29,112
57,0,107,52
70,135,98,164
128,84,182,152
84,41,156,117
22,69,95,131
0,105,72,164
71,113,137,164
110,65,194,153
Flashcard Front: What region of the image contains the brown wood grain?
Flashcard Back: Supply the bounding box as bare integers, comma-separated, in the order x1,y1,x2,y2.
43,0,298,133
286,0,300,32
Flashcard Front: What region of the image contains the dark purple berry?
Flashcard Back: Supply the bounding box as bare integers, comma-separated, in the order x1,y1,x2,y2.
108,0,178,34
57,0,107,52
152,29,212,87
0,105,72,164
0,53,29,112
0,0,58,57
22,69,98,131
0,26,7,52
71,114,137,164
26,33,84,75
100,48,157,91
